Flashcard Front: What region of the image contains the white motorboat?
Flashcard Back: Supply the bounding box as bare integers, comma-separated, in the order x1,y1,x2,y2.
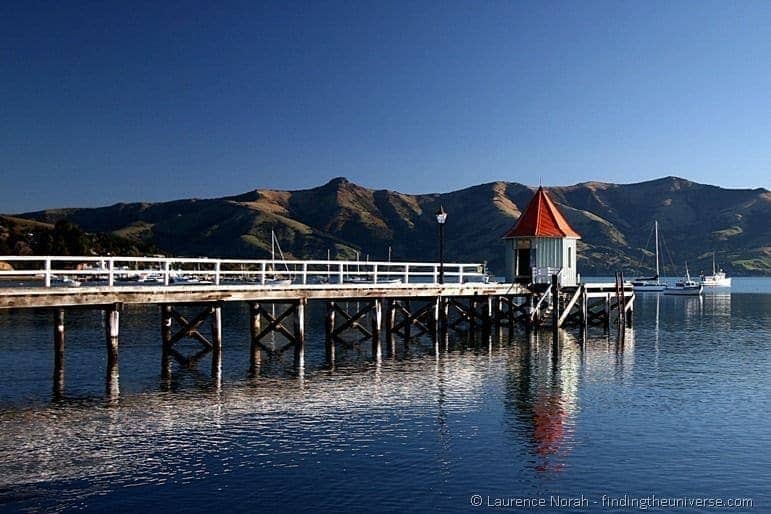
632,220,667,292
51,276,82,287
664,263,703,296
344,277,403,285
699,253,731,288
265,277,293,286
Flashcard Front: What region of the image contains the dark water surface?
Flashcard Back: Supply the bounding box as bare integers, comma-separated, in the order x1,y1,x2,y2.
1,279,769,512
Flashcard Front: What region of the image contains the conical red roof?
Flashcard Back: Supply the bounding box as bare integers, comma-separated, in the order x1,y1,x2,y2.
503,187,580,238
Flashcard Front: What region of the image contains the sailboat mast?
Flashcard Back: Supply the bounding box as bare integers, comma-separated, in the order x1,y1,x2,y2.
271,231,276,270
654,220,660,277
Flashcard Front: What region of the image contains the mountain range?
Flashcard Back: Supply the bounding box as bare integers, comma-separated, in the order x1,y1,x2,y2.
4,176,770,276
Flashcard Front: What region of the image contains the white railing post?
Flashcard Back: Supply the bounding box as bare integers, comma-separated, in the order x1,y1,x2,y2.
433,265,438,284
404,264,409,284
163,260,170,286
214,261,221,285
458,265,464,284
261,262,266,285
302,262,308,285
339,263,344,285
108,258,114,287
44,258,51,288
373,264,378,284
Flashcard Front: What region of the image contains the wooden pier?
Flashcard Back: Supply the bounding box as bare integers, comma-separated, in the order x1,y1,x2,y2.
0,255,634,394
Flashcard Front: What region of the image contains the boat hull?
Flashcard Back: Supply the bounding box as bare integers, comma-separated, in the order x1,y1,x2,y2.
700,277,732,287
632,283,666,292
663,285,703,296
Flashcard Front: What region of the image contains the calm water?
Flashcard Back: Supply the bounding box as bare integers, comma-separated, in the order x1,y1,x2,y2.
1,278,770,513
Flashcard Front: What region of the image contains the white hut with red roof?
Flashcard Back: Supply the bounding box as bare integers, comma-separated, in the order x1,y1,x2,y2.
503,186,581,287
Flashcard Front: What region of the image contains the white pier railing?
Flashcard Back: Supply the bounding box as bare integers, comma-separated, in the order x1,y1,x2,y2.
0,256,487,288
531,266,562,285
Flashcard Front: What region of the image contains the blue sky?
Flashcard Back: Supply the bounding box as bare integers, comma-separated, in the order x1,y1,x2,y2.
2,0,770,212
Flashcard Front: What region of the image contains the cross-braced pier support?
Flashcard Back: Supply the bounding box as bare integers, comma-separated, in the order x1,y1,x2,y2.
249,300,306,370
324,299,383,365
446,296,493,336
494,295,531,329
387,299,438,340
160,303,223,381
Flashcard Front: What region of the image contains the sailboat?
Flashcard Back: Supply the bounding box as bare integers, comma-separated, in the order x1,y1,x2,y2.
344,248,402,285
631,220,667,292
699,252,731,287
266,231,293,286
664,262,703,296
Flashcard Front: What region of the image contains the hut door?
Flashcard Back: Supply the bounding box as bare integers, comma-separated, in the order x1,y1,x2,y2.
517,248,531,277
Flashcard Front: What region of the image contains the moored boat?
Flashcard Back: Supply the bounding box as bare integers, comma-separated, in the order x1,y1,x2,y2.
699,253,731,288
51,276,82,287
664,263,703,296
632,220,667,292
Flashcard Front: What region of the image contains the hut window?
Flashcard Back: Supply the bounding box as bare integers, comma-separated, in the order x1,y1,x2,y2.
568,247,572,268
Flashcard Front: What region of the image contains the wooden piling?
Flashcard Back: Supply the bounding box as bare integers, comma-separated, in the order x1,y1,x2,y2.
161,347,172,384
325,301,336,365
211,303,223,383
293,299,305,368
53,309,65,397
485,296,494,336
372,298,382,361
385,300,396,340
105,303,120,365
469,298,478,334
441,297,449,337
161,304,173,349
211,344,222,387
211,303,222,350
250,302,261,370
433,297,441,336
106,359,119,400
551,274,560,341
104,303,120,399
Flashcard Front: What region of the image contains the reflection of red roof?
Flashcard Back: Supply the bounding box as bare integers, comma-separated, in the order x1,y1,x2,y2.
503,187,580,238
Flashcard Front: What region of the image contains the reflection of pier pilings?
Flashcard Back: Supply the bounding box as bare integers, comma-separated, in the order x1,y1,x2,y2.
106,359,120,401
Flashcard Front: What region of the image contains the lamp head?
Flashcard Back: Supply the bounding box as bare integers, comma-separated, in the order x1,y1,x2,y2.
435,205,448,225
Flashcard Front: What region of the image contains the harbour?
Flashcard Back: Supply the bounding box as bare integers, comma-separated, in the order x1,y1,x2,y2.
3,2,771,511
0,282,769,512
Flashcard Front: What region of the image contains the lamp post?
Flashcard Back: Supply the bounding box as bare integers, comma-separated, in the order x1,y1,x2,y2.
435,206,447,284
